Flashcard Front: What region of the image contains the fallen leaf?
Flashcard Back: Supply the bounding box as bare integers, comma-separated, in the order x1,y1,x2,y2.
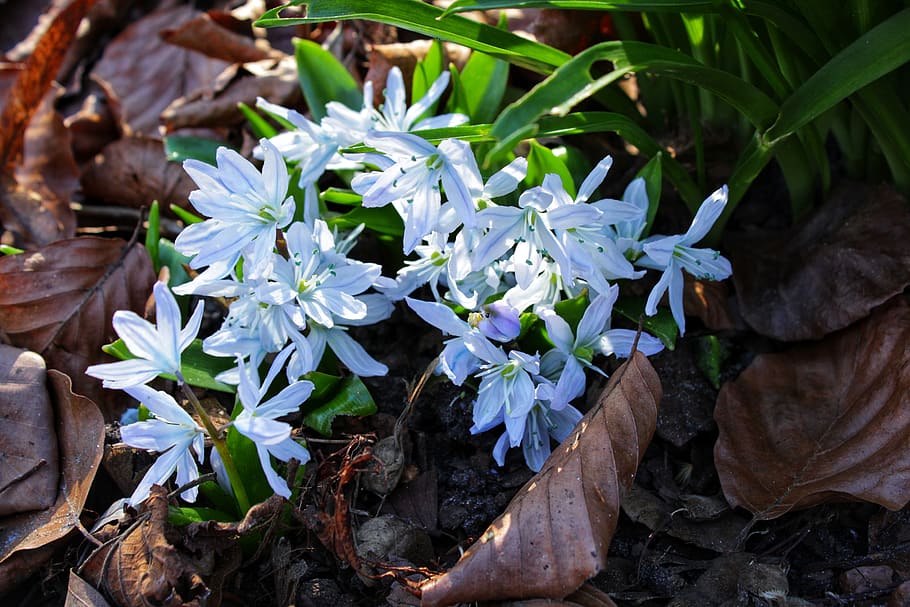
162,56,301,132
161,11,275,64
65,93,120,165
0,346,58,516
0,371,104,593
0,236,155,418
80,485,241,607
0,172,71,248
91,5,231,136
730,181,910,341
80,137,196,211
682,276,735,332
714,296,910,519
419,352,661,606
65,570,113,607
0,0,93,170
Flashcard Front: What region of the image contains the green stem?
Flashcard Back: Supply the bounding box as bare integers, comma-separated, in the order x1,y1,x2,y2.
178,379,252,514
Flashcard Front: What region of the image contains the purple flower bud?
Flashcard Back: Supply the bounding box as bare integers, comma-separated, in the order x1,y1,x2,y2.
479,300,520,342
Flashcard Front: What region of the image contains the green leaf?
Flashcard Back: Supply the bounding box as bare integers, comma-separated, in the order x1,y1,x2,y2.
170,204,204,225
0,245,23,255
634,152,662,234
304,371,343,401
491,40,778,147
526,140,575,196
764,8,910,144
440,0,717,16
613,296,678,351
413,39,445,105
102,339,237,393
695,334,727,390
163,136,227,165
145,200,161,273
238,102,278,139
156,238,192,291
303,375,377,436
553,290,590,334
168,505,238,525
294,38,362,120
321,188,363,206
445,63,470,117
226,409,274,505
459,49,509,123
327,204,404,237
256,0,570,75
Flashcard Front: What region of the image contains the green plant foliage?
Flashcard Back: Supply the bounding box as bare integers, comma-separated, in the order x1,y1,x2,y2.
413,39,445,106
294,38,362,120
526,140,575,196
440,0,716,16
327,205,404,237
695,334,727,390
145,200,161,273
163,136,227,165
458,49,509,123
256,0,571,75
238,102,278,139
303,374,378,436
613,296,678,351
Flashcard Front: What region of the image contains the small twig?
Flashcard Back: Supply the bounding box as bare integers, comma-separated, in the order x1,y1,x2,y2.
167,472,217,500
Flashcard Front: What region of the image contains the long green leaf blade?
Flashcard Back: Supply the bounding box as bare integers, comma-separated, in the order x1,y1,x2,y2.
294,39,362,120
256,0,570,74
764,8,910,143
441,0,716,15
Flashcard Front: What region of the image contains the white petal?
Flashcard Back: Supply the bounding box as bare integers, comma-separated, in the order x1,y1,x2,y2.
576,155,612,204
682,185,727,244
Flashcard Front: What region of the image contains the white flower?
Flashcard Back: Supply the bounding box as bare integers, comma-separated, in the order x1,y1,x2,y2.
479,400,583,471
87,282,203,389
538,286,663,410
324,67,468,138
406,296,483,385
176,139,294,280
352,134,476,253
119,384,206,506
231,350,314,498
641,186,732,335
257,220,383,329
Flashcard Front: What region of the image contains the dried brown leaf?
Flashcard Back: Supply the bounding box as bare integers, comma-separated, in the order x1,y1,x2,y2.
0,236,155,418
730,181,910,341
0,346,58,516
81,486,241,607
161,11,275,64
0,0,93,170
91,5,231,136
162,56,300,132
65,570,113,607
0,371,104,592
420,352,661,606
80,137,196,211
714,296,910,519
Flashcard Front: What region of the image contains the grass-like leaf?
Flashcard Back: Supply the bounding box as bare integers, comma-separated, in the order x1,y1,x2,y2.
256,0,570,75
294,38,362,120
440,0,716,16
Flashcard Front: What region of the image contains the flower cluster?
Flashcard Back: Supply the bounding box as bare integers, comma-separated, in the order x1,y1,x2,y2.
89,61,733,508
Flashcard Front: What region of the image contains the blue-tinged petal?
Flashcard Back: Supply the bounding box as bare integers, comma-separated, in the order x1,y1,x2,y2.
259,139,290,205
641,234,681,268
382,67,408,129
325,327,389,376
152,282,181,369
406,297,468,336
645,267,673,317
110,311,160,363
256,97,313,131
175,448,200,502
667,265,686,335
234,413,290,445
120,419,188,452
549,404,583,442
682,185,728,245
256,444,291,498
545,202,602,229
259,381,314,418
463,331,507,365
365,131,438,159
541,174,574,207
404,70,451,129
439,338,479,385
216,147,265,197
128,445,182,506
576,288,617,344
598,329,664,358
484,157,528,199
674,246,733,282
492,431,510,467
178,300,205,353
576,155,612,204
504,407,528,447
474,379,506,428
86,359,160,389
413,113,470,130
267,437,311,465
539,308,574,352
506,372,536,419
123,385,196,426
552,357,586,410
344,294,394,325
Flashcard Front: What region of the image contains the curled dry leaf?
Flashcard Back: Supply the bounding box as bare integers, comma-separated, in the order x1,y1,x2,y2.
0,371,104,595
91,5,231,136
730,181,910,341
161,11,276,64
66,570,113,607
0,0,93,170
80,485,242,607
714,296,910,519
162,56,301,132
80,136,196,211
0,236,155,418
420,352,661,606
0,345,58,516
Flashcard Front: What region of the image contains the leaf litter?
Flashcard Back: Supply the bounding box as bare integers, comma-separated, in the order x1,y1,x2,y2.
2,1,910,605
